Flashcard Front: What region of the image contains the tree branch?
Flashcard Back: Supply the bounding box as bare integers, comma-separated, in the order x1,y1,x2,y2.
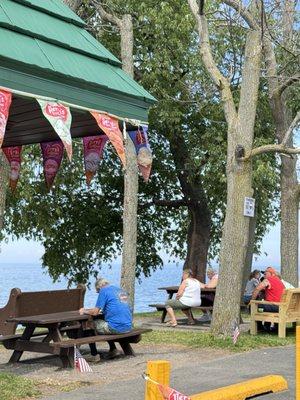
274,74,300,98
222,0,259,30
241,144,300,160
282,111,300,147
91,1,122,28
239,111,300,160
139,199,189,209
188,0,237,124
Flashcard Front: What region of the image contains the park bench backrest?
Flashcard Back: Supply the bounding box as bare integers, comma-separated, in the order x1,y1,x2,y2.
0,285,85,336
283,288,300,318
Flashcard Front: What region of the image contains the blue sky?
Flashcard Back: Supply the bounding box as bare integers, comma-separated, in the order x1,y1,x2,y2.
0,221,282,267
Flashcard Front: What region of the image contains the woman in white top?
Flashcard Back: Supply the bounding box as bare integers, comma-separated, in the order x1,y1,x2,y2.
165,269,204,327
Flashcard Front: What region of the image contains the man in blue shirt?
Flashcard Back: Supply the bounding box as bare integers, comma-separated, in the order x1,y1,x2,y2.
79,278,132,361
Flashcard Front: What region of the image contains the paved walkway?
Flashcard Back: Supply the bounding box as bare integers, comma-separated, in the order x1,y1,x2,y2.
41,346,295,400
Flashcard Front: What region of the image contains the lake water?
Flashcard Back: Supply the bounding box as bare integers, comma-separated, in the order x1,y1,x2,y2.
0,263,184,312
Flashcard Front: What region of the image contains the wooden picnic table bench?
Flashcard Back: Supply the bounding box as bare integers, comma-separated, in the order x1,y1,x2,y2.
0,287,152,367
149,286,215,323
250,288,300,338
0,286,85,336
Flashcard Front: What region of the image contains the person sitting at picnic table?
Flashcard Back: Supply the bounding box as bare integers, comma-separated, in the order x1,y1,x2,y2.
251,267,285,332
251,267,285,311
243,269,261,305
79,277,132,361
165,269,203,327
198,267,218,323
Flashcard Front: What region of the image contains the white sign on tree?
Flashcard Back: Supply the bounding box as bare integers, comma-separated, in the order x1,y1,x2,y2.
244,197,255,217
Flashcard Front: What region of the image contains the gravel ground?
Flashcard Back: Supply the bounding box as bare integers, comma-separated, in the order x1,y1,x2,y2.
0,317,232,398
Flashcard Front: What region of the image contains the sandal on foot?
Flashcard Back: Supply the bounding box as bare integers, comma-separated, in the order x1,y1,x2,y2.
166,321,177,327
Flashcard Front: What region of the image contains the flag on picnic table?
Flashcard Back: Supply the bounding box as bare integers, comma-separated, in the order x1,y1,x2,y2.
74,345,93,373
232,321,240,345
143,373,191,400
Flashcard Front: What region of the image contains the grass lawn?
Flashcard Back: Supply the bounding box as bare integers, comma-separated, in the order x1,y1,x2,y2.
0,373,40,400
141,329,295,352
137,311,295,352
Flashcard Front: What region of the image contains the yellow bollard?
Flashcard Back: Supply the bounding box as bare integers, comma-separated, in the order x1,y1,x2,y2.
297,326,300,400
144,360,170,400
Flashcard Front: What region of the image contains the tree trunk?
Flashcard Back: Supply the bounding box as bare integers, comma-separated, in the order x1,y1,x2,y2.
184,205,210,282
168,132,211,281
242,214,257,291
280,155,299,286
263,0,299,287
211,159,253,335
211,31,261,336
119,15,139,308
0,153,8,235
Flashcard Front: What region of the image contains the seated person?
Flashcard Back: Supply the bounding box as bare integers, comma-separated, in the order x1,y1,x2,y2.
79,277,132,361
243,269,260,304
199,267,218,322
165,269,203,327
251,267,285,312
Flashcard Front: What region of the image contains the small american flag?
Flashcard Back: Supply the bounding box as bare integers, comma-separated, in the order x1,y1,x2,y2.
232,322,240,345
74,345,93,373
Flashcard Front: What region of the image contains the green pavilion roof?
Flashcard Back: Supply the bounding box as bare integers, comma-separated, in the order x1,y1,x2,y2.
0,0,155,128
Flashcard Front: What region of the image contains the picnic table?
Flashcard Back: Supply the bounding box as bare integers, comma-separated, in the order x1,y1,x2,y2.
4,310,151,367
149,286,216,323
5,310,91,367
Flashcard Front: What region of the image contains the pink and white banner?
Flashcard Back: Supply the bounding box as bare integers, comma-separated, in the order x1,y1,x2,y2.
0,90,12,148
41,140,64,189
91,112,125,167
38,100,72,160
83,135,108,185
158,384,191,400
2,146,22,192
129,125,152,182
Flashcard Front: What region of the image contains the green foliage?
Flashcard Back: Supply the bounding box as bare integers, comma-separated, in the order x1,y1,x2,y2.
3,0,282,284
0,373,40,400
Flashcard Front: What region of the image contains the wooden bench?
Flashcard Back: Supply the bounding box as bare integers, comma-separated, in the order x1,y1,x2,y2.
50,328,152,360
0,286,85,338
148,303,213,323
250,288,300,338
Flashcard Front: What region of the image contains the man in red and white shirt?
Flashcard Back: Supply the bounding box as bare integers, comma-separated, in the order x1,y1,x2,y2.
251,266,285,312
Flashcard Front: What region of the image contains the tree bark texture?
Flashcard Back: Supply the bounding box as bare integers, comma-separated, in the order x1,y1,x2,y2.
119,15,139,308
74,3,139,306
211,31,262,336
242,214,257,291
263,11,299,286
168,133,211,282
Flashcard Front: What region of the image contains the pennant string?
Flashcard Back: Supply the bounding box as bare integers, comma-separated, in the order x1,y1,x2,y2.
142,373,160,385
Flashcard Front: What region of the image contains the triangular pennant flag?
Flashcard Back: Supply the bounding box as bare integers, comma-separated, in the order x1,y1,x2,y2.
0,90,12,148
2,146,22,192
83,135,108,185
128,125,152,182
143,373,191,400
91,112,125,167
158,384,191,400
38,100,72,160
40,140,64,189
